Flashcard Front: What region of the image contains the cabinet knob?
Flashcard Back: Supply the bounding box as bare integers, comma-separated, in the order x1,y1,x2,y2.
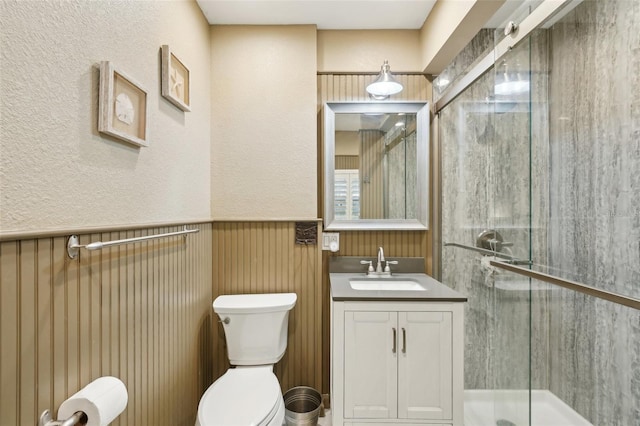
392,328,397,353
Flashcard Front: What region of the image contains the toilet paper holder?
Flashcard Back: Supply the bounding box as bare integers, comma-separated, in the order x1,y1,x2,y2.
38,409,87,426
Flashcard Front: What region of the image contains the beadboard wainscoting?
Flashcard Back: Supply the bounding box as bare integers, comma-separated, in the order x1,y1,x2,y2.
0,223,213,426
318,73,431,103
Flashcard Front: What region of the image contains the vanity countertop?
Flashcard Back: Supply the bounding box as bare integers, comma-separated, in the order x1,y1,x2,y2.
330,272,467,302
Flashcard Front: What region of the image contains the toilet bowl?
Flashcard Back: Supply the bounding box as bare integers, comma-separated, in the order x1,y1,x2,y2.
196,366,285,426
196,293,297,426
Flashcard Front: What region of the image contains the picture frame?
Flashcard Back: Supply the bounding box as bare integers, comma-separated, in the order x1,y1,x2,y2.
161,45,191,112
98,61,149,147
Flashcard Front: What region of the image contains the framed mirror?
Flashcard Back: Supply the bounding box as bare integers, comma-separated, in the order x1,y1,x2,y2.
323,102,430,230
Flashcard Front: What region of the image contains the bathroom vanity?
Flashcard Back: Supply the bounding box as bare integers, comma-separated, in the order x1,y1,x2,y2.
330,257,466,426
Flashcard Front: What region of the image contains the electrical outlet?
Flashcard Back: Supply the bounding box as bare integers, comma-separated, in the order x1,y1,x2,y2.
321,232,340,251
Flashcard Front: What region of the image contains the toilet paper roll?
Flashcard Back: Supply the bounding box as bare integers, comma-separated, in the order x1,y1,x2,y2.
58,376,128,426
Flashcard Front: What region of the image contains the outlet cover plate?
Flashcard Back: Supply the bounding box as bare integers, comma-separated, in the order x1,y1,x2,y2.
322,232,339,251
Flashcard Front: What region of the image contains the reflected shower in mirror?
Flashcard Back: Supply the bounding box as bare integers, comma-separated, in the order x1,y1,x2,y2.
324,102,429,230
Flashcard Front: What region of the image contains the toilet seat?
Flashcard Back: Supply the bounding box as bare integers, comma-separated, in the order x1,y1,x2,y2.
197,366,283,426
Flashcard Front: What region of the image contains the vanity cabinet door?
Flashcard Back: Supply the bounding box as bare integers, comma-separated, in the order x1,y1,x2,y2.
397,311,453,420
344,311,398,419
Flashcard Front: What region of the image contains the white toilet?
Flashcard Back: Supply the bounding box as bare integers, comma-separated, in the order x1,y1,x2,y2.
196,292,297,426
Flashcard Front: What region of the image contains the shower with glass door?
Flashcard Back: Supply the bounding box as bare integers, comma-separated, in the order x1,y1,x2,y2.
435,1,640,425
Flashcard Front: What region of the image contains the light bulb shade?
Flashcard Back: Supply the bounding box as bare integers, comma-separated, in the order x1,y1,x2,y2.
494,80,529,95
494,61,529,95
366,61,403,97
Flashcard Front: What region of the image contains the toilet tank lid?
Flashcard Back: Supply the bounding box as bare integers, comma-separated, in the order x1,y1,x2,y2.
213,293,297,314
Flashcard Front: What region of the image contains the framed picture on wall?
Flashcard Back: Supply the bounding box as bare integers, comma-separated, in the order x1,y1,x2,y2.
161,45,191,111
98,61,149,147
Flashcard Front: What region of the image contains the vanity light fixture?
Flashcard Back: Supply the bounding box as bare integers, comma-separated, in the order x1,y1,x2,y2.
366,60,403,100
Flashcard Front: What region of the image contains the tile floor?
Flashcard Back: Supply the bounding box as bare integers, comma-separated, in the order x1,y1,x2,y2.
317,409,332,426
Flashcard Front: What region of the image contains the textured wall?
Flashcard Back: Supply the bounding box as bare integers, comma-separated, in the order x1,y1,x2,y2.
317,30,422,72
0,1,212,233
210,25,317,220
545,0,640,423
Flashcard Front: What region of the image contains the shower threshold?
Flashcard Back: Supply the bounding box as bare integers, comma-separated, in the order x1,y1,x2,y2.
464,389,592,426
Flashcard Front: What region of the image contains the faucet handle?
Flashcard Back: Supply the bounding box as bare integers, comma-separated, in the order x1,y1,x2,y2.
360,260,374,273
384,260,398,273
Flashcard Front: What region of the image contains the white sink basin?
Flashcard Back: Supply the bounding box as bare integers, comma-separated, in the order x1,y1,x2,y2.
349,279,427,291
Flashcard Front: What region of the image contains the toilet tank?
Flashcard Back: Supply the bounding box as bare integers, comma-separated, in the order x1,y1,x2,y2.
213,293,297,365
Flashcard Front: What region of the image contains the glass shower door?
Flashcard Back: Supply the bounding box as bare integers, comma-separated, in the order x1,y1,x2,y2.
439,5,538,425
439,43,534,426
486,11,535,426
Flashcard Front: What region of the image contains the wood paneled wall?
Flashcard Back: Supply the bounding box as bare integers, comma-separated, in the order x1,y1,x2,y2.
335,155,359,170
318,74,431,102
0,223,213,426
211,222,323,392
318,73,433,393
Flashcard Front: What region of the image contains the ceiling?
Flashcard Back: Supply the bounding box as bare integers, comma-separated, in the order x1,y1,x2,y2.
195,0,438,30
196,1,525,30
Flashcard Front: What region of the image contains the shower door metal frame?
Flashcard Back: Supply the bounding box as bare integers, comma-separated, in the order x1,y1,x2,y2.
434,0,579,114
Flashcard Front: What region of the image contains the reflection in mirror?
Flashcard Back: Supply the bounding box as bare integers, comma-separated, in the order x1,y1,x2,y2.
335,112,417,220
324,102,429,230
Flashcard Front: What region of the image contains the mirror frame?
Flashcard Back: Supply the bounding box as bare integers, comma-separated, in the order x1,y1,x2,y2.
324,101,430,231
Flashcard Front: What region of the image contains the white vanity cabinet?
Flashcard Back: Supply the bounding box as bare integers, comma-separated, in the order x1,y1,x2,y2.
331,300,464,426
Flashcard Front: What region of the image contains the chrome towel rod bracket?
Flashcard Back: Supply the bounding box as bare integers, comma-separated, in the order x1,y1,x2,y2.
67,225,199,259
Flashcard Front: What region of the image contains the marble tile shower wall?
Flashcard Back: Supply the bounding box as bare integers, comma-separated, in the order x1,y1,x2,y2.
387,130,417,219
434,29,493,101
546,0,640,423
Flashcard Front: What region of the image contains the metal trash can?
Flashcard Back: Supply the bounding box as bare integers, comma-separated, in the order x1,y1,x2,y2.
283,386,322,426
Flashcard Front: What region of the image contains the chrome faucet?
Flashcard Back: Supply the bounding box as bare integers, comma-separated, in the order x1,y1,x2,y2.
376,246,385,273
359,247,398,277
